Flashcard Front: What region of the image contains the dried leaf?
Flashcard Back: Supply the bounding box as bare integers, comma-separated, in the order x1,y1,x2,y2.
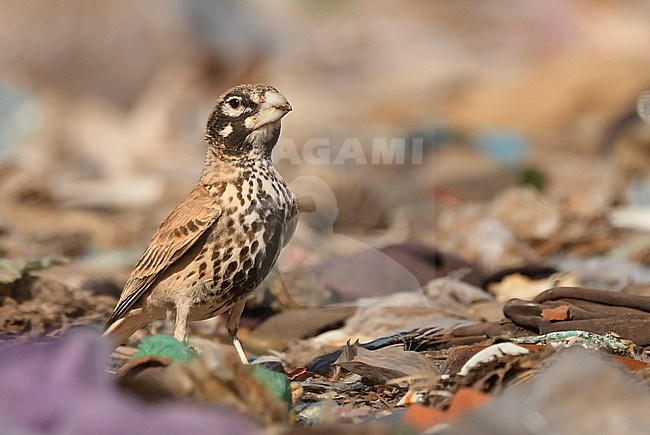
334,341,439,385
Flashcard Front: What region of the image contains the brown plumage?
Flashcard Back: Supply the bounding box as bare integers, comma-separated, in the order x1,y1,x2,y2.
104,84,298,363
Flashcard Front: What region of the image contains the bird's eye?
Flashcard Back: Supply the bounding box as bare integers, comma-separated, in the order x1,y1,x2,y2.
227,97,242,109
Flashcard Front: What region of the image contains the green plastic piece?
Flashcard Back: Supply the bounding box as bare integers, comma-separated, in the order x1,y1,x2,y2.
252,365,292,409
132,334,196,362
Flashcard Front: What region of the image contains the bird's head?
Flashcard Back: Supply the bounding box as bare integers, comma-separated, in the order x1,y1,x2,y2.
205,84,292,160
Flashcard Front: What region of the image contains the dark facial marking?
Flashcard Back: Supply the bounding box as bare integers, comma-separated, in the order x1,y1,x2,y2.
204,84,285,158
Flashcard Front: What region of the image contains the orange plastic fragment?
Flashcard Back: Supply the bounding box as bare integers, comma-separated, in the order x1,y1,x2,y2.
402,388,491,431
541,305,570,321
446,388,491,421
402,405,446,432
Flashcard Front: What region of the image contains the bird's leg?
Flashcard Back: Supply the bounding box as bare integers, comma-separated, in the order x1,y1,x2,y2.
227,301,248,364
173,300,191,341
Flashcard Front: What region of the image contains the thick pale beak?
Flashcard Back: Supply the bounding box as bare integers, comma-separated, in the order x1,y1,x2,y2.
250,90,292,129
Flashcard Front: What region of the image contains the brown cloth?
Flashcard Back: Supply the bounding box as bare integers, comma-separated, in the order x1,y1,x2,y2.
504,287,650,346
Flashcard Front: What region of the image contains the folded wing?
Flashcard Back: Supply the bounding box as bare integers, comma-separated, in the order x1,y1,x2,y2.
105,184,222,327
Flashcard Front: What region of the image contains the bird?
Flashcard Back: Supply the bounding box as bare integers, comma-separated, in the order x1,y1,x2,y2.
104,84,298,364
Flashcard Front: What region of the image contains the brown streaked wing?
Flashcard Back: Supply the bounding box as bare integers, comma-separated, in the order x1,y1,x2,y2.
105,184,222,326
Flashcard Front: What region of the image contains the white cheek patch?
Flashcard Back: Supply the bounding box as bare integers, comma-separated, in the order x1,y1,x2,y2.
219,124,233,137
244,115,256,129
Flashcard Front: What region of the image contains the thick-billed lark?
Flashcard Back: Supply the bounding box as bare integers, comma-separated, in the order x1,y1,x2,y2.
104,84,298,364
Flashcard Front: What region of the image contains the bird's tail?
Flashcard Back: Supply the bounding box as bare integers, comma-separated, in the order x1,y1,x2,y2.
103,313,149,350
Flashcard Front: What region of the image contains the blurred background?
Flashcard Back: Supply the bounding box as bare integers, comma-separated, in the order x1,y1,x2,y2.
3,3,650,430
1,0,649,317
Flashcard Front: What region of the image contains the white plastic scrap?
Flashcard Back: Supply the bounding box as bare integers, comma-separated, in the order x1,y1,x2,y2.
459,343,529,376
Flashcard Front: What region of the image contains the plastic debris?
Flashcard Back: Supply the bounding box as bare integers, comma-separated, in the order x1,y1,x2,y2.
501,330,648,361
251,365,292,409
402,388,491,432
448,348,650,434
459,343,530,376
396,390,427,406
132,335,197,362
